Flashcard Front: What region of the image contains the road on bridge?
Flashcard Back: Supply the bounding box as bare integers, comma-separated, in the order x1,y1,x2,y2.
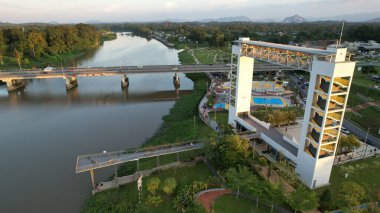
0,64,294,81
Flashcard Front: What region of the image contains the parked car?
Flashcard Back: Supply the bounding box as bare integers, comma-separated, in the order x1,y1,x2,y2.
341,127,350,134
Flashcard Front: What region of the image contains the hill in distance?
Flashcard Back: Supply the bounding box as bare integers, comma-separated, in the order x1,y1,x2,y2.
283,15,307,23
368,17,380,22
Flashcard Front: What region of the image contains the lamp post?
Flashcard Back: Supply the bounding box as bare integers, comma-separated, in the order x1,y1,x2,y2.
362,128,370,159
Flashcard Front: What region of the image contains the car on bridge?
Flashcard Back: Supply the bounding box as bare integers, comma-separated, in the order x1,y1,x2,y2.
43,66,54,72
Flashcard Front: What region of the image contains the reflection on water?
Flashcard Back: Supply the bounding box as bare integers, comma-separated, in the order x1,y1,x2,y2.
0,34,193,213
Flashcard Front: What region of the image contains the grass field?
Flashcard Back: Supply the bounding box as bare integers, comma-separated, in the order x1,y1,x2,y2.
345,106,380,137
213,195,276,213
193,47,230,64
83,162,213,212
347,70,380,107
346,68,380,137
317,157,380,209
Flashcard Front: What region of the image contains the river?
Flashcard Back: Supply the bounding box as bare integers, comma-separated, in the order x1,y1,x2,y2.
0,34,193,212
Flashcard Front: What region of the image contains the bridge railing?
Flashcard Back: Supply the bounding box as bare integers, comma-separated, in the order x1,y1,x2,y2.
78,139,206,159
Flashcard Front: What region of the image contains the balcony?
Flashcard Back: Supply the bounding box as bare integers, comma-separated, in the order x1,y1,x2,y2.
330,95,345,105
325,118,333,127
334,77,349,88
307,143,317,158
327,112,342,121
320,78,330,93
319,144,335,158
317,96,327,110
325,128,339,137
311,128,321,143
313,113,324,127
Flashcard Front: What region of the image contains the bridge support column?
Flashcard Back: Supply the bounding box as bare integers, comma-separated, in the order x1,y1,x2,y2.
121,75,129,88
5,79,25,92
156,156,160,167
90,169,96,190
64,76,78,90
114,165,118,178
173,73,180,87
176,153,180,162
136,159,140,174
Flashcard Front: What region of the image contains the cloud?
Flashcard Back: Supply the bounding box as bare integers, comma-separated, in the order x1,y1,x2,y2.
104,4,120,13
165,0,178,9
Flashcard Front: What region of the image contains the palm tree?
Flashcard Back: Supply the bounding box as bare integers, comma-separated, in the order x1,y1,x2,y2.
13,48,23,70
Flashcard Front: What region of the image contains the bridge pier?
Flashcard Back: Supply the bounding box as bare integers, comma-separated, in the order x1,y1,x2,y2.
173,73,180,87
64,76,78,90
121,75,129,88
90,169,96,190
5,79,25,92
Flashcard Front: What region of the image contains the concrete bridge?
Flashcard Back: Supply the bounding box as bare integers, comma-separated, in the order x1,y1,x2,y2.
76,141,204,189
0,63,292,92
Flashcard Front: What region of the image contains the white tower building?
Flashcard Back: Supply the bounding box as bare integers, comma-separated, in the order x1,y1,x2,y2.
228,38,356,188
296,48,355,188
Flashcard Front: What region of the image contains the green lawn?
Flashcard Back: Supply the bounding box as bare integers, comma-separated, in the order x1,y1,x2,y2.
346,68,380,137
317,157,380,209
213,195,276,213
210,111,229,127
194,48,230,64
347,69,380,107
83,162,214,212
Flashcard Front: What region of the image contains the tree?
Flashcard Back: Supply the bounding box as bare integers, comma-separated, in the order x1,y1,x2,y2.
0,30,6,65
265,181,285,212
320,188,332,210
361,66,377,76
27,31,47,57
162,177,177,195
288,186,319,213
147,177,161,195
225,165,258,199
13,48,23,69
206,134,250,170
335,181,366,209
338,135,360,155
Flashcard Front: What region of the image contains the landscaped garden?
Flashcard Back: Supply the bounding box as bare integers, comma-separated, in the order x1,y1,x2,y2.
83,162,220,212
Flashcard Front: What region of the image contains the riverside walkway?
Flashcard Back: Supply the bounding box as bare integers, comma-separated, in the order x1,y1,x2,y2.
76,141,204,173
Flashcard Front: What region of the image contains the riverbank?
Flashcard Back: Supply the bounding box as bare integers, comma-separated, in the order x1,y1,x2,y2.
0,49,89,70
116,49,212,177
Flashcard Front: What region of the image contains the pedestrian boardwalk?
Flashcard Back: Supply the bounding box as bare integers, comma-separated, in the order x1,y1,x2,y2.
75,141,204,173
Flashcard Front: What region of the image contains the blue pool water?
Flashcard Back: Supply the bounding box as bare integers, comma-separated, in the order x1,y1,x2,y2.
253,97,284,106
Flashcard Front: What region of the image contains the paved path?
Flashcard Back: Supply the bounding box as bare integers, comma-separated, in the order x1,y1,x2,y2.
196,188,232,212
347,101,380,112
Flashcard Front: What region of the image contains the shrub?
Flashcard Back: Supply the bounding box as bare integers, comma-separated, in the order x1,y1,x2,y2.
147,177,161,195
162,177,177,195
145,195,162,207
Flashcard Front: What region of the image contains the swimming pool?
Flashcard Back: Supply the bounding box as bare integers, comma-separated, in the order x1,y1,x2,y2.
253,97,285,106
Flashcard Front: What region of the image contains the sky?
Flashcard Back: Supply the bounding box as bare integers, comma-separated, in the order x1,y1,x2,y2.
0,0,379,23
